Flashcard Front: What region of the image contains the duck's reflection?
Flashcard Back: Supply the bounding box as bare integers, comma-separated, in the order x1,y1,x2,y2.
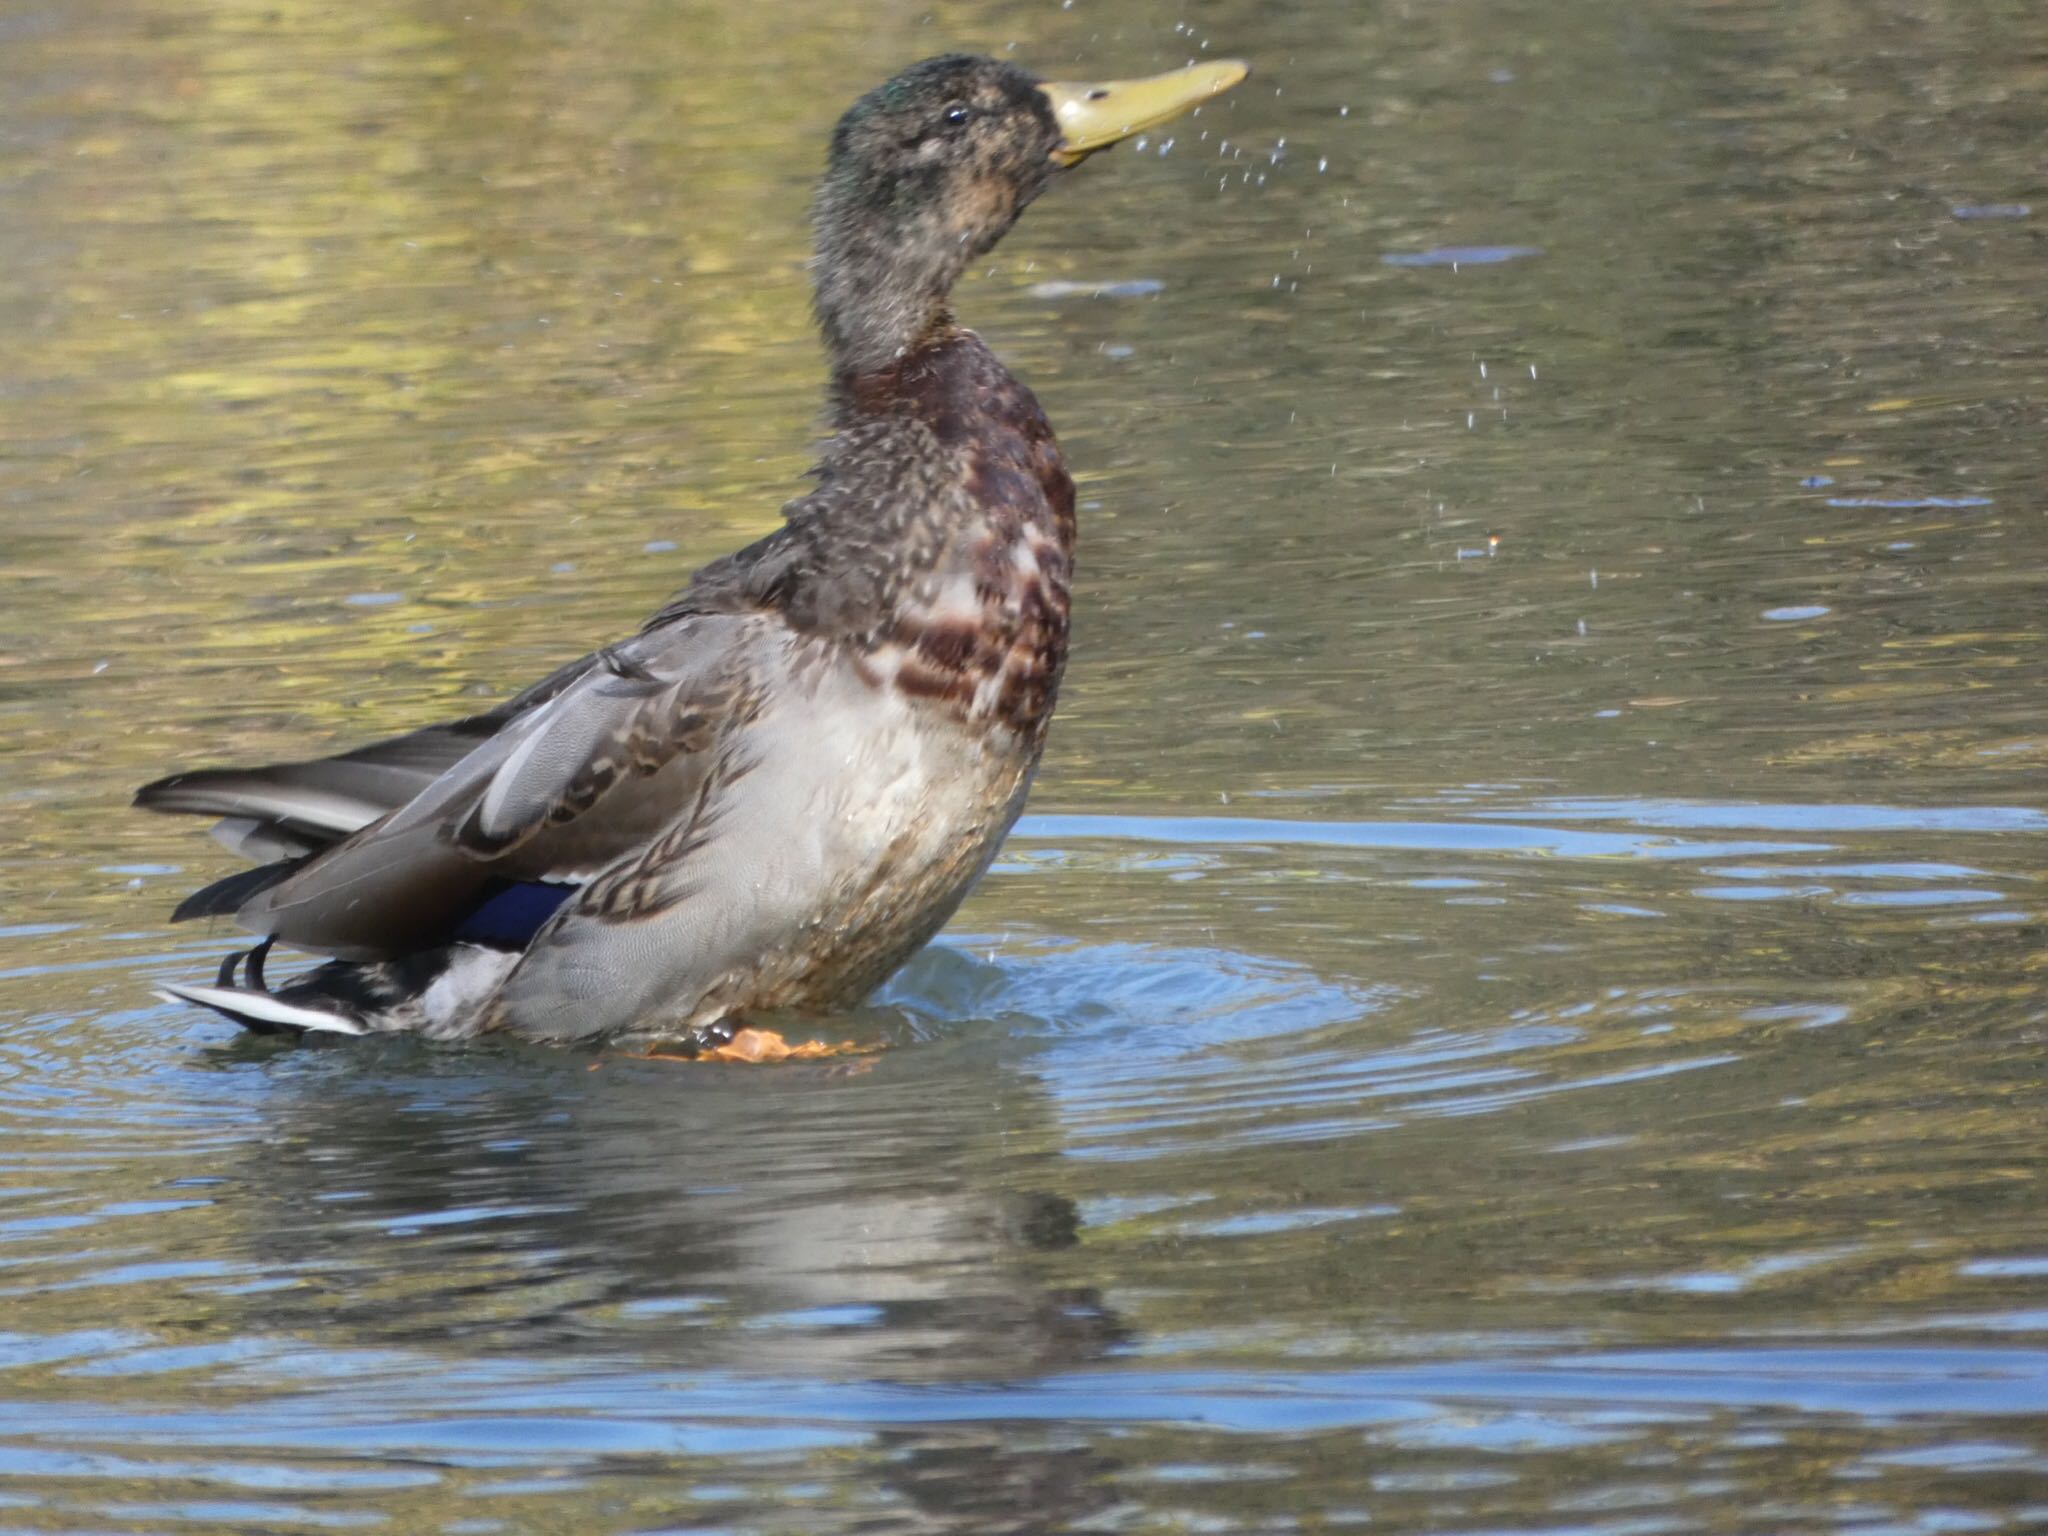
228,1006,1128,1528
229,1008,1123,1384
225,927,1383,1392
202,930,1387,1530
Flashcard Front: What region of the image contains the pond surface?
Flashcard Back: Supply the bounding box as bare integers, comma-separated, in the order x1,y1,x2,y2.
5,0,2048,1530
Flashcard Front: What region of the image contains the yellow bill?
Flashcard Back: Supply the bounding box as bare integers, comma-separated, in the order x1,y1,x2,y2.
1039,60,1251,166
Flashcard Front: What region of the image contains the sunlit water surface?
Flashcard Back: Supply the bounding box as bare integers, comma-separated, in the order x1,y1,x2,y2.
4,0,2047,1531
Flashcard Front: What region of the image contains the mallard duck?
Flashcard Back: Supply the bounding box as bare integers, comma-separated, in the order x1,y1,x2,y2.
136,53,1248,1052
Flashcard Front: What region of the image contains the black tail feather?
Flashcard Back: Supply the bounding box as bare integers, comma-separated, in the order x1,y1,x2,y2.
244,935,273,992
172,858,309,924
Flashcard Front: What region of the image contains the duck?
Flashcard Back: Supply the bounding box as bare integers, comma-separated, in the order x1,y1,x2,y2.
135,52,1249,1054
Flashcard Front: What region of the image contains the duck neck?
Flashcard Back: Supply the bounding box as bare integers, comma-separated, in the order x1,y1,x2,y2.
823,323,971,425
811,175,975,383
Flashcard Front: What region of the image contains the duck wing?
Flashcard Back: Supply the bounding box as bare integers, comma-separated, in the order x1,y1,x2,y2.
134,649,608,855
141,614,764,961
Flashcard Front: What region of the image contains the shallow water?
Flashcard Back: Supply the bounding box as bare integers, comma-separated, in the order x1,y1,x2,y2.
5,0,2048,1530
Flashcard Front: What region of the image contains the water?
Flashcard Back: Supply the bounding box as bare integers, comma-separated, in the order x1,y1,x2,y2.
4,0,2047,1529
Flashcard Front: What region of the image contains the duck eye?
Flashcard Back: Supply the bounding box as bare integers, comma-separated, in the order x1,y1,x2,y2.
943,104,971,127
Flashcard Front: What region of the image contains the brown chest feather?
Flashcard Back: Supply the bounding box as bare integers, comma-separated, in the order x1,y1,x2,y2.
847,332,1076,740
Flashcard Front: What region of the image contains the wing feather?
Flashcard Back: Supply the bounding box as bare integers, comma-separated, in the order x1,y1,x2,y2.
223,616,757,958
135,717,502,842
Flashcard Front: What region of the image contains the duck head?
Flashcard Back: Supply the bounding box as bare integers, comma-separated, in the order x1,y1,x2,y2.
812,53,1249,380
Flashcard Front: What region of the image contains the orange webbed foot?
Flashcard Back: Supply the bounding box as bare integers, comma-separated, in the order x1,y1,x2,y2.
701,1027,873,1063
614,1028,879,1066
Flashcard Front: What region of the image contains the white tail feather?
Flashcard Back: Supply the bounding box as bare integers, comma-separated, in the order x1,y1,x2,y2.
156,983,368,1036
147,781,385,838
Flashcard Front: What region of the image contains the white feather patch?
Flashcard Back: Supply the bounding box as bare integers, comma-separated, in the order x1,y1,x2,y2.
156,983,368,1035
419,946,519,1031
923,573,982,624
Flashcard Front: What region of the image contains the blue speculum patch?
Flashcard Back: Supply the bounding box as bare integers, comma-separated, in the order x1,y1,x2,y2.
452,881,577,947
